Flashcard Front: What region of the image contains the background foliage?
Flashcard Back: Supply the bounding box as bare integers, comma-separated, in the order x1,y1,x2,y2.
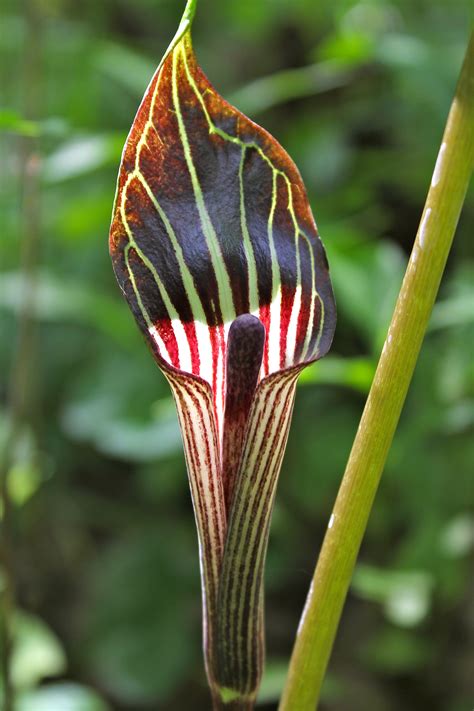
1,0,473,709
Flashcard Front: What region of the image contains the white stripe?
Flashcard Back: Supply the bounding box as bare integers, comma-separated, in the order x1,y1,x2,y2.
285,284,302,367
148,325,172,363
195,321,213,382
267,287,282,373
267,171,282,374
171,318,193,372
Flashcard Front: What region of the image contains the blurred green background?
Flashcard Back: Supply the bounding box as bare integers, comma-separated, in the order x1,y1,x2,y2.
1,0,473,709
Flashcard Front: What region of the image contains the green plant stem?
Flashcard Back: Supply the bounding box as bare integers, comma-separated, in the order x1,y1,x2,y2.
279,30,474,711
163,0,197,61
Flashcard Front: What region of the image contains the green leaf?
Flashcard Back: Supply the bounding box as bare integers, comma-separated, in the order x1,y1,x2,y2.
0,270,133,348
439,515,474,558
95,42,156,96
9,612,66,689
299,356,376,393
360,627,434,674
328,240,405,352
0,109,40,136
83,526,199,704
43,134,125,182
17,684,110,711
352,564,434,627
62,395,181,462
227,61,354,117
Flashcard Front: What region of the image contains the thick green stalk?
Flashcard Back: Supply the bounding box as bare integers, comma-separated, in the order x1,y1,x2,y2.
163,0,197,61
279,31,474,711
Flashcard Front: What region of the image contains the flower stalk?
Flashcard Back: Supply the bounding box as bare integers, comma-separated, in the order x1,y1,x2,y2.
279,30,474,711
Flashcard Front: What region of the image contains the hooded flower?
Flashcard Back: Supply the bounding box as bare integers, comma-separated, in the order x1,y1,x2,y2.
109,2,336,707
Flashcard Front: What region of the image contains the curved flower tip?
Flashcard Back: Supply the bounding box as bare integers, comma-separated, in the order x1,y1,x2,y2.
109,3,336,706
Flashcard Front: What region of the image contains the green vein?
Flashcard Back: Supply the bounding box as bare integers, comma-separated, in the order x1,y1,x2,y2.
120,33,326,365
136,172,207,323
172,42,236,323
267,170,282,370
179,38,325,358
124,243,153,329
119,64,181,336
268,170,279,270
121,195,179,322
238,145,259,312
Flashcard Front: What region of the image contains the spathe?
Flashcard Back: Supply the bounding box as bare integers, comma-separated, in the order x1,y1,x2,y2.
109,1,336,706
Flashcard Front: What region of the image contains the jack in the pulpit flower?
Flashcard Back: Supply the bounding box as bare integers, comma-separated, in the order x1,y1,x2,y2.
109,1,336,708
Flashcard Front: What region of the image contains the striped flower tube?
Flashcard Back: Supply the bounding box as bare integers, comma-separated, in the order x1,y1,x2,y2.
109,1,336,708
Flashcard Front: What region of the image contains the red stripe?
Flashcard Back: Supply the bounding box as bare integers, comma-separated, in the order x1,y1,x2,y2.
259,303,271,376
279,285,295,368
154,317,180,368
